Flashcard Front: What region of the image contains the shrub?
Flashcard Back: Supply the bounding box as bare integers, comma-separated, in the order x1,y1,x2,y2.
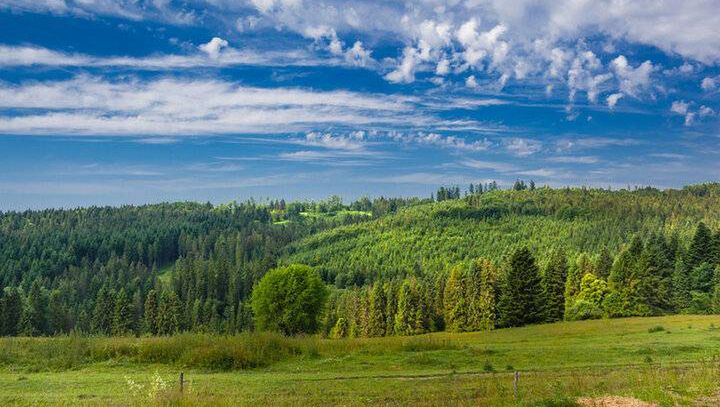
251,264,329,335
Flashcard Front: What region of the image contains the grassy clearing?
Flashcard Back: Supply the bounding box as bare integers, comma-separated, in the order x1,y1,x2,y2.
2,315,720,406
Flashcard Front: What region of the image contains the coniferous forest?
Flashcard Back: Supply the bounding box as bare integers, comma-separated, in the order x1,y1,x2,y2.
1,183,720,338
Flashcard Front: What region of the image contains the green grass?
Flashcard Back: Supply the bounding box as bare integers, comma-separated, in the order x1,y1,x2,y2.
3,315,720,405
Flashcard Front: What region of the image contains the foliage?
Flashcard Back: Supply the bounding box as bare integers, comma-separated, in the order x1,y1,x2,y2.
251,264,329,335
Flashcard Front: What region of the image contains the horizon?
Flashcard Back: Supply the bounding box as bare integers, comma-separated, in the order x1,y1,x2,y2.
1,1,719,210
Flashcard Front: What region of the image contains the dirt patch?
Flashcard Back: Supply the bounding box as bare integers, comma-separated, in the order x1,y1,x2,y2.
693,393,720,406
577,396,658,407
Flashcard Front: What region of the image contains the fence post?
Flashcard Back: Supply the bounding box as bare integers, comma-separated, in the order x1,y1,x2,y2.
513,371,519,400
180,372,184,393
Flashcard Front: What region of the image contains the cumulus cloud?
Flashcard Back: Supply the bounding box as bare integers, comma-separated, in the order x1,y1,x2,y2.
701,77,717,91
610,55,654,97
606,93,623,109
504,138,543,157
198,37,228,58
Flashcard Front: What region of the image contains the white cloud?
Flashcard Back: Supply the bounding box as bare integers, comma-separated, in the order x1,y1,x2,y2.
385,47,420,83
606,93,623,109
546,156,599,164
504,138,542,157
465,75,479,88
461,159,517,172
701,77,717,91
610,55,654,98
198,37,228,59
0,76,429,136
670,100,690,115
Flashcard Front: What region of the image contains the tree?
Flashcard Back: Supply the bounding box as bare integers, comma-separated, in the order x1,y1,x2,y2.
367,283,387,337
251,264,329,335
443,265,468,332
143,289,159,335
542,249,568,322
156,290,181,335
672,259,692,312
466,259,497,331
394,278,419,336
686,223,714,271
22,279,48,336
595,248,614,280
497,247,543,327
1,287,23,336
565,273,608,320
112,289,135,335
92,286,114,335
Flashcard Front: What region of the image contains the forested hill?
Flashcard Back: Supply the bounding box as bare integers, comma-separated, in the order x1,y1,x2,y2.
287,184,720,287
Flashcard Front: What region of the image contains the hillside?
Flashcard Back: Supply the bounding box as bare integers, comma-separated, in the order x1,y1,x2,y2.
287,185,720,286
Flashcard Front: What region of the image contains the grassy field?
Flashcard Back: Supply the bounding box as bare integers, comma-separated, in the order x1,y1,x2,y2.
2,315,720,406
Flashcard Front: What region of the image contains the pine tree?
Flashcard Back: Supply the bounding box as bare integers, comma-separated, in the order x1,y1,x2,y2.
143,289,159,335
466,259,497,331
112,289,135,335
156,290,181,335
384,281,398,336
672,259,692,312
394,279,417,336
47,290,68,335
686,222,714,271
23,279,49,336
443,265,468,332
367,284,387,337
1,287,23,336
92,286,114,335
712,266,720,313
542,249,568,322
497,247,543,327
595,248,614,280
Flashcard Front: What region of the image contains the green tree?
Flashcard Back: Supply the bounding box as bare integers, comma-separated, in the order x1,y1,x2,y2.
156,290,181,335
251,264,329,335
367,283,387,337
497,247,543,327
92,286,114,335
1,287,23,336
466,259,497,331
443,265,468,332
566,273,608,320
394,278,419,336
542,249,568,322
672,259,692,312
112,289,135,335
22,279,48,336
143,289,158,335
686,222,714,271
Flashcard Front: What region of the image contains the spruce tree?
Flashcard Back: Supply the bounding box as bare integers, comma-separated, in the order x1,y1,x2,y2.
686,222,714,271
367,284,387,337
156,290,181,335
112,289,135,335
92,286,114,335
384,281,398,336
443,265,468,332
497,247,543,327
394,279,417,336
542,249,568,322
143,289,158,335
672,259,692,312
1,287,23,336
23,279,49,336
595,248,614,280
466,259,497,331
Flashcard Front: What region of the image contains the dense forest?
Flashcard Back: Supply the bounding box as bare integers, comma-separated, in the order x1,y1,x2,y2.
1,183,719,337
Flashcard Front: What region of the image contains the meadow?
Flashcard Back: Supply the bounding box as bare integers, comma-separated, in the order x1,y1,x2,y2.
2,315,720,406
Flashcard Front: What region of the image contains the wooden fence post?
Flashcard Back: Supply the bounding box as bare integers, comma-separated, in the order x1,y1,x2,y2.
513,371,519,400
180,372,184,393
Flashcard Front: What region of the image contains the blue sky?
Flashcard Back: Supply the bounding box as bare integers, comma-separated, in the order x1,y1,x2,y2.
0,1,719,210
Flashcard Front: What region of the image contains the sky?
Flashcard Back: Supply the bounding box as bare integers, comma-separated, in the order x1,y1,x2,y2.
0,0,719,210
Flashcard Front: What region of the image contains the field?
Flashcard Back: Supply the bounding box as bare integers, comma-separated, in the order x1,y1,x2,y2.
3,315,720,406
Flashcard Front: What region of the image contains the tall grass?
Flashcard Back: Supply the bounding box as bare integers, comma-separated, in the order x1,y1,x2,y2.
0,332,462,372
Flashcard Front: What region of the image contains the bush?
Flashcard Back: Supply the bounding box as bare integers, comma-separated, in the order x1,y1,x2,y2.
251,264,329,335
565,300,603,321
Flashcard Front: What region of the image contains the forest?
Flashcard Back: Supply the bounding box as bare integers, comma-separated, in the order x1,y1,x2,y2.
1,183,719,338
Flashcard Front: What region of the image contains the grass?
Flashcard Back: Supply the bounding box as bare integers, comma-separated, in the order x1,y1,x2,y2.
2,315,720,405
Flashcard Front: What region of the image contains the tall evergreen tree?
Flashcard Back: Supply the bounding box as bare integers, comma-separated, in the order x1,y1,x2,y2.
595,248,614,280
394,279,418,336
143,289,158,335
92,286,114,335
367,283,387,337
542,249,568,322
22,279,49,336
672,259,692,312
497,247,543,327
466,259,497,331
156,290,181,335
443,265,468,332
1,287,23,336
686,222,714,271
112,289,135,335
